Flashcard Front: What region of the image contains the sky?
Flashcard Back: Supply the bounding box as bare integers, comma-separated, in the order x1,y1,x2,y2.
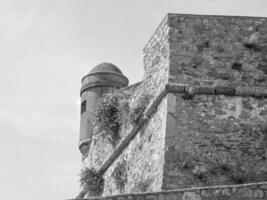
0,0,266,200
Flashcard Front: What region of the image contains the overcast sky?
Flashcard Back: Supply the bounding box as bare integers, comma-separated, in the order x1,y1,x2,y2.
0,0,267,200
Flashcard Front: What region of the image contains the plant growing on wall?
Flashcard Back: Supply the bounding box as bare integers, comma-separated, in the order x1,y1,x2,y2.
230,158,267,184
192,165,208,182
111,159,128,192
78,167,104,197
94,90,130,145
95,90,151,145
207,156,267,185
129,94,151,125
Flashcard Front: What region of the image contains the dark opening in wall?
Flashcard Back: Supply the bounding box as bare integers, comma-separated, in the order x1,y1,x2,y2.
231,63,242,72
197,40,210,52
243,43,261,52
257,63,267,74
204,40,210,48
81,100,86,114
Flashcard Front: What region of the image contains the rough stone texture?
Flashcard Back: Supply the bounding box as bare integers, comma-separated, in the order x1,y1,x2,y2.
102,97,167,196
141,14,170,99
163,93,267,189
75,182,267,200
80,87,111,144
83,133,114,170
82,82,144,170
80,63,128,156
78,13,267,198
168,14,267,87
82,13,170,179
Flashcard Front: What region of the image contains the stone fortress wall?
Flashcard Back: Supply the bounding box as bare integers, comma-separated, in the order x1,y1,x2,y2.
75,182,267,200
76,13,267,200
163,14,267,190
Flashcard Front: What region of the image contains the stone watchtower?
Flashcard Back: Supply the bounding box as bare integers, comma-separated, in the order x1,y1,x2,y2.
79,62,128,157
75,14,267,200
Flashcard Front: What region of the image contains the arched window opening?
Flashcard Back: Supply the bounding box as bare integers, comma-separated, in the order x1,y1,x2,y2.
81,100,86,114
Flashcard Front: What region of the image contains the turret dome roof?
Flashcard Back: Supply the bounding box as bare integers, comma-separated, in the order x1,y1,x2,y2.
89,62,122,74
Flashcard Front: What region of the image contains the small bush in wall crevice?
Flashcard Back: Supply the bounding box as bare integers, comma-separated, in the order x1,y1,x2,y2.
94,90,151,145
230,159,267,184
244,42,261,52
207,157,267,185
129,94,151,125
111,159,128,192
192,165,208,182
94,90,130,146
174,151,194,170
78,167,104,197
209,162,231,176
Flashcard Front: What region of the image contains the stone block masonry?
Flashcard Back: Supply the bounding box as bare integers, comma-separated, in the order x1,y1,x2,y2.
142,14,170,99
78,13,267,199
163,14,267,190
73,182,267,200
168,14,267,87
163,92,267,189
102,97,167,196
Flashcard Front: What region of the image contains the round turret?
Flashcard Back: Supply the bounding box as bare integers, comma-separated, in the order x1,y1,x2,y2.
79,63,129,156
89,62,123,74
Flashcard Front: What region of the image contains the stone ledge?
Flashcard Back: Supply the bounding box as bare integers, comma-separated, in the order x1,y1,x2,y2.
71,182,267,200
166,84,267,97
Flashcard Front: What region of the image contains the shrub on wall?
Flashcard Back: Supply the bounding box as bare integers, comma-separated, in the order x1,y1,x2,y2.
79,167,104,197
198,156,267,185
94,90,151,145
192,165,209,183
94,90,130,145
230,159,267,184
129,94,151,124
111,159,128,192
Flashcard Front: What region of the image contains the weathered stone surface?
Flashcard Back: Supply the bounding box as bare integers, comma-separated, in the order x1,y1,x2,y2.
236,86,255,96
168,14,267,87
136,196,146,200
142,14,170,99
145,195,158,200
75,183,267,200
83,133,114,170
158,194,164,200
238,188,253,198
164,193,176,200
103,98,168,195
163,93,267,189
79,63,129,155
76,183,267,200
255,87,267,96
253,189,264,198
215,86,235,95
117,197,125,200
260,184,267,189
198,86,215,94
182,192,201,200
78,13,267,199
